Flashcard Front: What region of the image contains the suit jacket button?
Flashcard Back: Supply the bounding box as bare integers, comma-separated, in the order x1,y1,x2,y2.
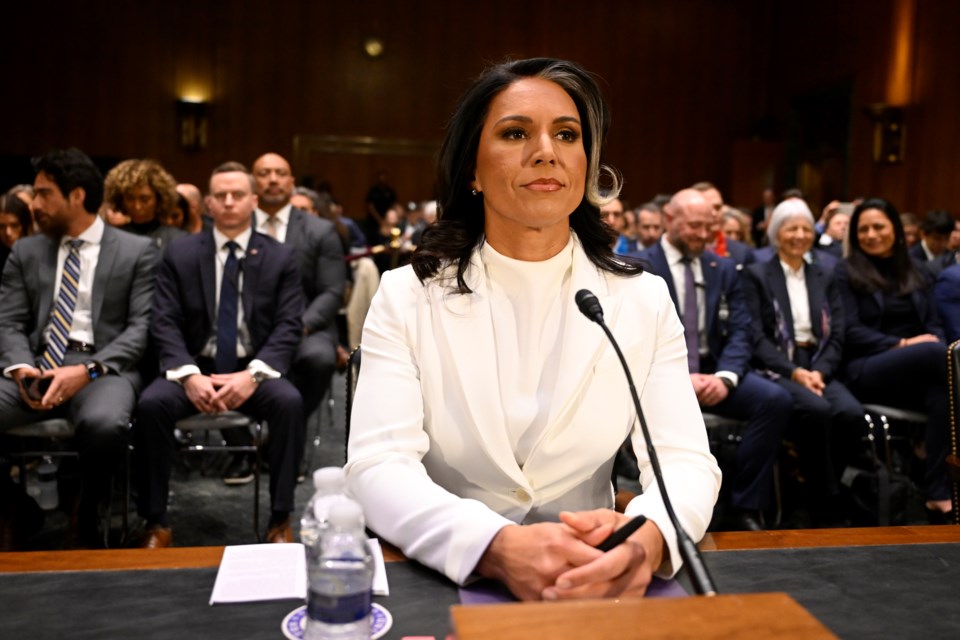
514,489,531,502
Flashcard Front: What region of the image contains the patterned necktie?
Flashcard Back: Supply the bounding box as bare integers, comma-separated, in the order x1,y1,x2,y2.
41,239,84,370
264,216,279,240
215,241,240,374
681,257,701,373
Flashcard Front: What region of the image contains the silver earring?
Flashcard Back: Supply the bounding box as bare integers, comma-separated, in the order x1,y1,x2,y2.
471,188,479,197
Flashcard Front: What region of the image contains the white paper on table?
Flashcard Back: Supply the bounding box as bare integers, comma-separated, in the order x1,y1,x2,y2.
209,539,390,605
209,543,307,605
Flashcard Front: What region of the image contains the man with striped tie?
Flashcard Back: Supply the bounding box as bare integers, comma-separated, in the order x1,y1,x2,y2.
0,148,157,547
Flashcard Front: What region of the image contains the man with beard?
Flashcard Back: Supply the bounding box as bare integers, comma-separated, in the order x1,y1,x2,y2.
639,189,791,531
211,152,344,484
0,148,156,547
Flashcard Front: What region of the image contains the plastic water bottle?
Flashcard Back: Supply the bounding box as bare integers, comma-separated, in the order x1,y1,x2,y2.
300,467,351,556
36,456,59,510
304,501,373,640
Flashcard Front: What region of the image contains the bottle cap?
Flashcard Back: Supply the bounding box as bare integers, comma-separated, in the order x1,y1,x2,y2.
312,466,346,491
327,500,364,529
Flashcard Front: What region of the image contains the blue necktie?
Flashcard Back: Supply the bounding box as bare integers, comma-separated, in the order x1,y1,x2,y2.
41,239,84,370
681,257,700,374
215,241,240,374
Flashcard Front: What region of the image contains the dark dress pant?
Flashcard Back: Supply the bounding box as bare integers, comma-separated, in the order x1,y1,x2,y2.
134,377,304,522
705,371,792,510
844,341,950,501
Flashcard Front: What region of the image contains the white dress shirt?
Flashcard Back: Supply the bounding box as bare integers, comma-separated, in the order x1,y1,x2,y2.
165,227,279,383
46,215,104,347
661,236,738,386
780,260,814,344
255,205,291,243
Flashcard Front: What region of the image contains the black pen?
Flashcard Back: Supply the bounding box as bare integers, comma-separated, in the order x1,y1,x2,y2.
594,515,647,552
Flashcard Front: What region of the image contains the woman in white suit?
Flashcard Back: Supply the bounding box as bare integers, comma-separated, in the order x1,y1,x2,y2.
346,58,721,601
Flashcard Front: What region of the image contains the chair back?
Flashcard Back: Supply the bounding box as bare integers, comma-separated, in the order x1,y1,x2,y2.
947,339,960,523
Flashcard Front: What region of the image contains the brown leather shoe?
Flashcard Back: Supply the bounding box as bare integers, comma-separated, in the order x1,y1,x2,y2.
265,519,293,543
139,526,173,549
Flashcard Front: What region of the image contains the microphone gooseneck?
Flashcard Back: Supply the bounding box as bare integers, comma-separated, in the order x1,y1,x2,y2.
575,288,718,596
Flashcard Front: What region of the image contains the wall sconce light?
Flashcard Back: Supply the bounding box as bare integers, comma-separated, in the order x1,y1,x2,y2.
176,99,210,151
363,37,384,59
863,104,905,165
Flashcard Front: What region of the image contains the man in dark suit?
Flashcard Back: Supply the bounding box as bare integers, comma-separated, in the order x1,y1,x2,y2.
216,152,345,483
692,182,754,269
639,189,791,530
0,148,157,546
935,262,960,343
910,210,953,270
134,162,305,547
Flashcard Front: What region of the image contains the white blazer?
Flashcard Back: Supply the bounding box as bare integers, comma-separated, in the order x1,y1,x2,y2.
345,234,721,585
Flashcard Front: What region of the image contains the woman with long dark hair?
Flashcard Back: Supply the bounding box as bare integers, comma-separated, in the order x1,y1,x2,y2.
834,197,951,521
345,58,720,601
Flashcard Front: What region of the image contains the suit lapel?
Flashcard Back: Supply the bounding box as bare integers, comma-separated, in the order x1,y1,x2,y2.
91,226,117,330
542,239,617,429
766,260,795,339
649,244,680,315
242,233,265,321
285,209,304,249
37,236,59,329
702,254,722,338
805,264,825,340
200,231,217,326
430,247,521,482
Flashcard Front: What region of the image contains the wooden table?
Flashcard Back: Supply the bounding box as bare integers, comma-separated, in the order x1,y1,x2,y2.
1,526,958,639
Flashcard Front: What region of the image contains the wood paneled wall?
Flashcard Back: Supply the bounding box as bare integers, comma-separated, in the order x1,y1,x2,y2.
2,1,957,217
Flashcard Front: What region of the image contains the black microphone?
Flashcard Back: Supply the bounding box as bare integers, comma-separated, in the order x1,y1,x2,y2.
575,288,718,596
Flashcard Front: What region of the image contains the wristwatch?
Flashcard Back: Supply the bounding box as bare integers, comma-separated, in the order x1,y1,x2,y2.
85,361,105,381
719,376,735,391
249,369,268,385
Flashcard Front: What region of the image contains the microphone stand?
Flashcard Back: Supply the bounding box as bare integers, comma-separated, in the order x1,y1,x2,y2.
576,289,718,596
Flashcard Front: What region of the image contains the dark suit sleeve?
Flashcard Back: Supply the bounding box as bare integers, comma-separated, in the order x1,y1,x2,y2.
0,243,37,367
833,261,899,355
935,266,960,343
253,247,305,374
811,274,845,380
741,266,796,378
714,262,753,377
150,245,197,372
93,239,158,375
303,220,346,333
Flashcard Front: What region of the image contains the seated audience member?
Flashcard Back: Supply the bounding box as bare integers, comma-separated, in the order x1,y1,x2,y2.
157,192,191,232
720,208,752,246
175,183,207,233
817,205,850,259
347,58,721,601
0,193,33,276
935,263,960,343
900,212,920,248
834,198,952,522
639,188,790,531
601,195,634,255
364,171,396,246
291,186,320,215
135,162,305,547
949,219,960,253
0,148,156,547
910,210,953,268
750,187,775,247
691,182,753,268
742,199,863,524
102,159,187,251
635,202,663,250
241,153,345,483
